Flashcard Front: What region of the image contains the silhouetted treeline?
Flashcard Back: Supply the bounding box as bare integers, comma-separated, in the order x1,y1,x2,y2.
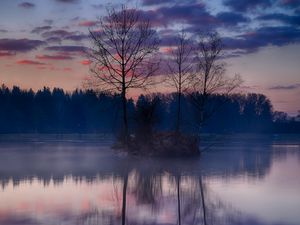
0,85,132,133
0,85,299,133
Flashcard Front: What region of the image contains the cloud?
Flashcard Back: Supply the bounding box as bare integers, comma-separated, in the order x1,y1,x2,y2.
139,3,216,27
257,13,300,26
18,2,35,8
80,60,91,65
279,0,300,8
142,0,174,6
139,4,248,30
0,39,45,52
223,0,272,12
56,0,79,3
223,26,300,53
65,34,89,41
44,19,54,25
269,83,300,90
157,3,213,26
159,46,173,54
89,3,244,37
46,37,62,44
71,16,80,22
78,21,98,27
142,0,197,6
158,31,196,47
0,51,16,57
36,54,73,60
91,4,104,9
45,45,87,53
32,26,52,34
0,29,8,33
16,60,47,65
42,29,75,38
216,12,249,26
241,26,300,46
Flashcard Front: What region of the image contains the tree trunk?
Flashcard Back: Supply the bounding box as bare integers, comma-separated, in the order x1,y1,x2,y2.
177,176,181,225
121,174,128,225
199,175,207,225
121,86,128,145
176,91,181,133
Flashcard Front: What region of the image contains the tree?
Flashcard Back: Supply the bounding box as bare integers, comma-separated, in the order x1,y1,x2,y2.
88,5,159,144
135,95,161,143
166,30,194,132
190,32,242,130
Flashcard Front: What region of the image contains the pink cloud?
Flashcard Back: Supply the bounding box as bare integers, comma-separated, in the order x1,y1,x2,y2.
80,60,91,65
160,47,173,54
78,21,98,27
0,51,16,57
16,60,47,65
36,54,73,60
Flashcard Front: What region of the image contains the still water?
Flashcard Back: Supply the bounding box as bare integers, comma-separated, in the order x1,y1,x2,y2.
0,134,299,225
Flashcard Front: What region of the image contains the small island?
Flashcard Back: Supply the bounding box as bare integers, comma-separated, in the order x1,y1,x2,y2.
114,132,200,157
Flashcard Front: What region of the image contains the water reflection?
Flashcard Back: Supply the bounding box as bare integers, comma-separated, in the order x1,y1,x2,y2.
0,135,300,225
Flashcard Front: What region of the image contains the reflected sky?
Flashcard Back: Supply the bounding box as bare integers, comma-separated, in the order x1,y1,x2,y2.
0,135,300,225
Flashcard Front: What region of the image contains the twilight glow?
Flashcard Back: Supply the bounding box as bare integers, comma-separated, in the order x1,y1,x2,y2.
0,0,299,114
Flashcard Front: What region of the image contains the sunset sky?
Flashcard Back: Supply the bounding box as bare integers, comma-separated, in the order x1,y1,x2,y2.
0,0,299,114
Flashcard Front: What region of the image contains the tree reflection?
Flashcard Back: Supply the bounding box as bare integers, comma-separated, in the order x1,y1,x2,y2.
121,173,128,225
177,175,181,225
0,169,297,225
133,173,162,206
199,175,207,225
1,136,299,225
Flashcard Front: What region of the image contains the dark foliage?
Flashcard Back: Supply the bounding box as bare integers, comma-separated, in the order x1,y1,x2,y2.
0,85,129,133
0,85,299,133
134,94,162,143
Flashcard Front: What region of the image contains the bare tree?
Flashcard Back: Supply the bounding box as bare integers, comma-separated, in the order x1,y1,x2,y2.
166,30,194,133
88,5,159,144
190,32,242,129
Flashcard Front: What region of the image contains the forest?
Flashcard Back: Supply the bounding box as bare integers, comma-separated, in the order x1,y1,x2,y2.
0,85,299,134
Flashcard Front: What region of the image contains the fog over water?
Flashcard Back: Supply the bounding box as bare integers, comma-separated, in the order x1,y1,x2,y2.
0,134,300,225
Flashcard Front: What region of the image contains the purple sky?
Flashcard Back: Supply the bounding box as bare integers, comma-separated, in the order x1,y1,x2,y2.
0,0,299,114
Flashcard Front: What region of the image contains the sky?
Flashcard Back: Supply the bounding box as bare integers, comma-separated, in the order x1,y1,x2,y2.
0,0,299,115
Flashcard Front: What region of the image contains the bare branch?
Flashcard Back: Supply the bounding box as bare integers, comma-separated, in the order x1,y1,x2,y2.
86,4,160,142
190,32,243,126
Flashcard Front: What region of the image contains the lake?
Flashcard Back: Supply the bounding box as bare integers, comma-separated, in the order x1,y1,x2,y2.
0,134,299,225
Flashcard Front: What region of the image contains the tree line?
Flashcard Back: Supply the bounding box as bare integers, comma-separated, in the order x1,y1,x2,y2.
0,85,299,134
